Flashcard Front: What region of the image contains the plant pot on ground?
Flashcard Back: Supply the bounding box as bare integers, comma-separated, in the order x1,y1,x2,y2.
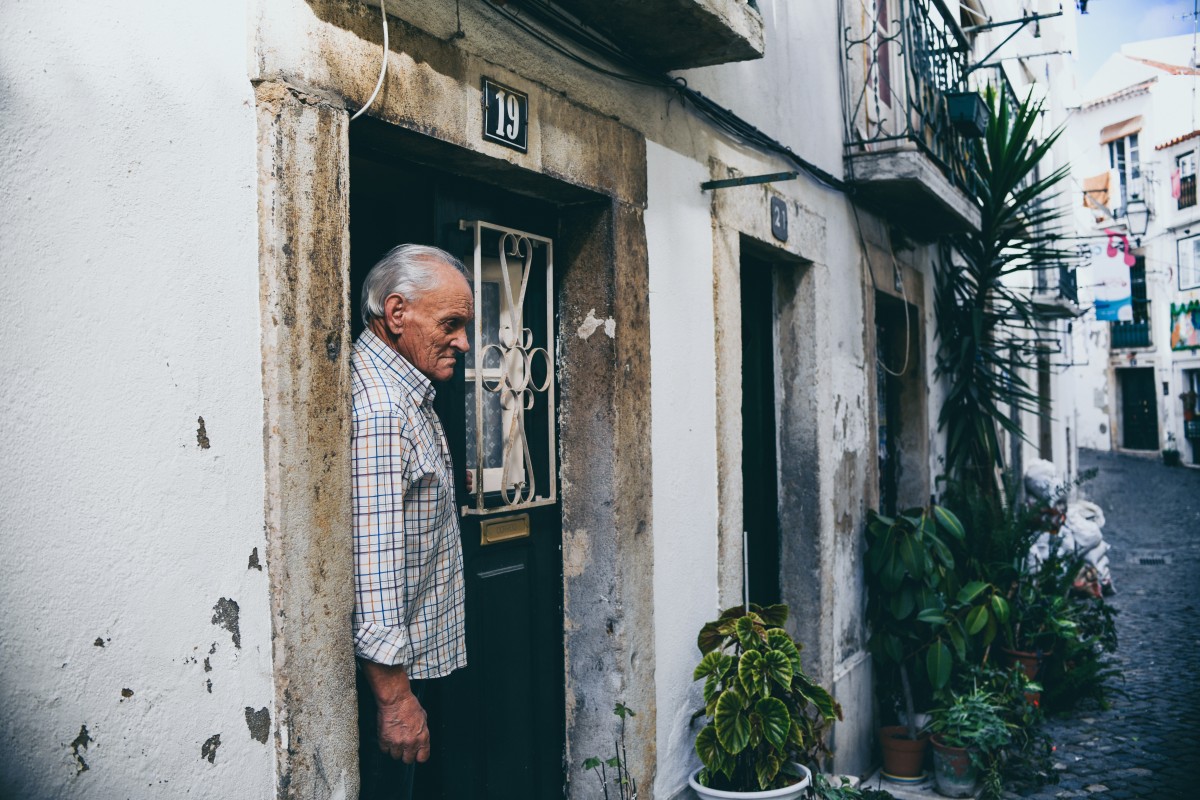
688,764,811,800
930,735,976,798
690,604,842,796
1000,647,1046,681
928,687,1012,799
878,725,930,780
863,505,1007,776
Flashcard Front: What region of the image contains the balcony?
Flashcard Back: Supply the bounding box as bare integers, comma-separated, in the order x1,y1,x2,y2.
550,0,764,70
841,0,983,239
1032,264,1081,319
1111,316,1153,349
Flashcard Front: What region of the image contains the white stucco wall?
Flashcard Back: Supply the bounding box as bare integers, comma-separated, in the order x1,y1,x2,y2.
646,141,721,798
0,2,276,797
678,0,845,182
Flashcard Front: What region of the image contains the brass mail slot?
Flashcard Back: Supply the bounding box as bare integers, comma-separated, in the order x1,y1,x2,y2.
480,513,531,546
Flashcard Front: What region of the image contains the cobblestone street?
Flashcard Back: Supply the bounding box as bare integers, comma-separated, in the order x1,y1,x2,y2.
1013,449,1200,799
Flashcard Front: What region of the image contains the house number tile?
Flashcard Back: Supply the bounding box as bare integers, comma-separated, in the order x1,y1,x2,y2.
770,196,788,242
482,78,529,153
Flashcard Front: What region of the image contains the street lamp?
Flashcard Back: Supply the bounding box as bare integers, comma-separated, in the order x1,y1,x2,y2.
1124,197,1150,238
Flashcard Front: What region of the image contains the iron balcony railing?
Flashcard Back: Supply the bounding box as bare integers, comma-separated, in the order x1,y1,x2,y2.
842,0,983,198
1111,303,1152,349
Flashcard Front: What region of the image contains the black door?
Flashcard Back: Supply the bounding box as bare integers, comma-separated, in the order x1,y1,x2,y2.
1119,368,1159,450
740,252,780,606
350,138,565,799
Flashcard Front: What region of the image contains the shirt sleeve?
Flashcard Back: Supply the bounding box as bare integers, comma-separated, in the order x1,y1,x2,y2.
352,408,414,666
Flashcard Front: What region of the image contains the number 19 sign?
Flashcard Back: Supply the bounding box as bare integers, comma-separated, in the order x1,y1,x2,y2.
482,78,528,153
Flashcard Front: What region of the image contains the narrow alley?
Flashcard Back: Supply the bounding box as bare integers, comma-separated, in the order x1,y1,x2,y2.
1016,449,1200,799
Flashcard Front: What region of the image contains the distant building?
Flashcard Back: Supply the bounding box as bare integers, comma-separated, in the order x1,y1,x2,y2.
1068,35,1200,464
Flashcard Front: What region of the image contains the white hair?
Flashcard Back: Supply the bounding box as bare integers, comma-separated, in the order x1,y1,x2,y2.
361,244,470,327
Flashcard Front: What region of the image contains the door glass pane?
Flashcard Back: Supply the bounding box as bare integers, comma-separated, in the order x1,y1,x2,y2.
466,281,502,371
465,381,504,470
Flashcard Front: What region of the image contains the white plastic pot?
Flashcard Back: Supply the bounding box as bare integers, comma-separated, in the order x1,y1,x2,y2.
688,764,812,800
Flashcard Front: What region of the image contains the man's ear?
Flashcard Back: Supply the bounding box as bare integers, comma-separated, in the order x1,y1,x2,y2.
383,293,406,336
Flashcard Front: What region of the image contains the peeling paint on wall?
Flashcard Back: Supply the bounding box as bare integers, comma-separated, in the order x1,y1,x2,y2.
576,308,616,340
561,529,590,578
247,547,263,571
244,706,271,743
210,598,241,649
196,416,211,449
120,688,134,701
69,724,92,774
201,734,221,764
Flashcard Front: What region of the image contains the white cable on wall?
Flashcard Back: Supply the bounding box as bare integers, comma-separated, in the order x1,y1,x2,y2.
351,0,389,122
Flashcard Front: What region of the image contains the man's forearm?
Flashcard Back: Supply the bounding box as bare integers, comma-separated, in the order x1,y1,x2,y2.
360,658,430,764
360,659,416,706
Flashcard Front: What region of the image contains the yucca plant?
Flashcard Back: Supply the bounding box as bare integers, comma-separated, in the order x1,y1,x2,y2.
936,86,1074,493
692,604,842,792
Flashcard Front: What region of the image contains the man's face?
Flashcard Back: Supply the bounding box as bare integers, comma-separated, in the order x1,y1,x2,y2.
393,263,474,382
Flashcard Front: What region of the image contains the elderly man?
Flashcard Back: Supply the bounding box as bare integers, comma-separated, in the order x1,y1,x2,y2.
351,244,473,799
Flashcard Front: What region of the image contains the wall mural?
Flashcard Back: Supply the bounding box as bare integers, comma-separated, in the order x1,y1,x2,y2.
1170,299,1200,351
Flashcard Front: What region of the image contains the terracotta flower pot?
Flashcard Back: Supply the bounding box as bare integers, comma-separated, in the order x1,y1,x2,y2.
930,735,978,798
1002,647,1045,681
878,725,929,780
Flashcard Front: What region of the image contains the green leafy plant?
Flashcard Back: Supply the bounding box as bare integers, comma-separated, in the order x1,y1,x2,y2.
1006,568,1077,655
1028,552,1122,713
582,703,638,800
811,773,897,800
691,604,842,792
930,685,1014,799
864,506,1008,736
945,661,1056,796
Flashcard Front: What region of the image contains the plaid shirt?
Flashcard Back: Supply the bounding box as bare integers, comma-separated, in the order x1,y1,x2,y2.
351,329,466,678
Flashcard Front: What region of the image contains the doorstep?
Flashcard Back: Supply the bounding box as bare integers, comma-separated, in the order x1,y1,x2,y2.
859,769,979,799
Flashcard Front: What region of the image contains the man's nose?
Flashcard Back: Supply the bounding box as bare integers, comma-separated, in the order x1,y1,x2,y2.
452,330,470,352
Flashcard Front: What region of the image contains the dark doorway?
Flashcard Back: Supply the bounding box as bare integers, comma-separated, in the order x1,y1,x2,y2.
1118,367,1159,451
741,252,780,606
350,131,565,800
874,294,923,514
1037,356,1053,461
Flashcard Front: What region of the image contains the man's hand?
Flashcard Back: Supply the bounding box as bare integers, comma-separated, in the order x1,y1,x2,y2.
361,660,431,764
377,691,430,764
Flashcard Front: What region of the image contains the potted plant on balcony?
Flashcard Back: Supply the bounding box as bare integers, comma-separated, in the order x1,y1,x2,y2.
689,604,842,799
945,91,990,138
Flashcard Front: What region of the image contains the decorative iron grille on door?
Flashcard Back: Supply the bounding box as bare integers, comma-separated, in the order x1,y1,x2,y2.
460,219,556,516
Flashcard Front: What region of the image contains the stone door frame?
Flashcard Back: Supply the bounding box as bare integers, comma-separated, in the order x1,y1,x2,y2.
253,17,655,792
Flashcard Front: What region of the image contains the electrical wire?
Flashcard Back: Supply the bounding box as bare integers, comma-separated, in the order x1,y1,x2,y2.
883,226,914,377
851,202,913,378
351,0,389,122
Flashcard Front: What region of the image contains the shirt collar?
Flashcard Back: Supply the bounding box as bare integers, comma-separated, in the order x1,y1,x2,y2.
359,328,437,408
